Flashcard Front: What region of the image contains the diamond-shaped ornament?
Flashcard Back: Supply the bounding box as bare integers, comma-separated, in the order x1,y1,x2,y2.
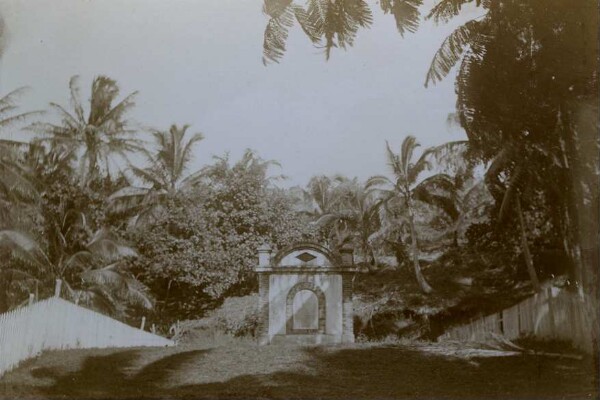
296,252,317,263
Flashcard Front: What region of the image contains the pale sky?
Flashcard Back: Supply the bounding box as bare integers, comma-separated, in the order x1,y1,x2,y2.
0,0,477,187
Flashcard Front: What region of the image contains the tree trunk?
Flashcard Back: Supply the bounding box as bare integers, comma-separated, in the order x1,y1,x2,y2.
515,195,541,292
391,234,407,268
408,213,433,294
559,104,599,355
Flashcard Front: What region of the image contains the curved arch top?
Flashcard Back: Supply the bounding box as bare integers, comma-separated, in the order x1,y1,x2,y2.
285,281,326,334
272,242,341,268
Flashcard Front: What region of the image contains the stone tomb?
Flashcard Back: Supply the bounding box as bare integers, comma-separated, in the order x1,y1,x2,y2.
255,243,357,345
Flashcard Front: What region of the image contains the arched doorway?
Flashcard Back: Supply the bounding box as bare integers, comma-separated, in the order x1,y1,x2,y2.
286,282,326,334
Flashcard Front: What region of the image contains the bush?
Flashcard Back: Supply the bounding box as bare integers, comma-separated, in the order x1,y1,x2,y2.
212,295,260,337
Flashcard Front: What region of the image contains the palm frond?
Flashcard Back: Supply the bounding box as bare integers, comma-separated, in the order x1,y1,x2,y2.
68,75,86,124
129,166,166,188
262,0,297,64
74,285,118,315
106,186,151,214
412,185,459,220
0,111,44,129
380,0,423,36
86,228,138,261
426,0,474,24
425,18,483,87
414,173,456,194
0,230,50,271
63,251,95,272
48,102,81,129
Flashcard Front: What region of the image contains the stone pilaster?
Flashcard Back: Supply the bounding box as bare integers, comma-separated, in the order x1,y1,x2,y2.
257,273,270,345
341,273,355,343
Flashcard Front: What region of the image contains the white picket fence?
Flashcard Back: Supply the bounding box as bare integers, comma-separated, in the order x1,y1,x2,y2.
438,286,596,353
0,297,174,377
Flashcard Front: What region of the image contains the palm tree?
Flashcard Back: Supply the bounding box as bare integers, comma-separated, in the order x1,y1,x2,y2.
0,218,152,314
485,143,543,292
436,178,493,247
300,175,340,218
107,124,204,226
288,175,350,248
0,88,43,226
30,75,143,184
367,136,467,293
317,177,380,266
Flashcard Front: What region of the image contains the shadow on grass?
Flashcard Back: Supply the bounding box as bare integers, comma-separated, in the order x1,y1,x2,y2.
174,347,598,399
28,346,598,399
32,349,209,399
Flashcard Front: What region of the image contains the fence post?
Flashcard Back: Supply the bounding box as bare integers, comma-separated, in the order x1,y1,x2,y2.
28,293,35,306
547,287,556,338
140,316,146,331
54,279,62,298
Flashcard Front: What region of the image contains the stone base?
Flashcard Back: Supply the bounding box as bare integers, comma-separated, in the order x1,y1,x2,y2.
342,333,355,343
268,334,342,345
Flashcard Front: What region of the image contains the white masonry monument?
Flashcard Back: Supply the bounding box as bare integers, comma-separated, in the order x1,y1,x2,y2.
255,242,357,345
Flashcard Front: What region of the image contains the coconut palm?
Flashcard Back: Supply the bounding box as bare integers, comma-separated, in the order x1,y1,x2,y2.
292,175,345,218
317,178,380,266
106,124,204,226
484,142,543,292
30,75,143,184
367,136,467,293
0,88,44,225
0,220,152,314
435,177,493,247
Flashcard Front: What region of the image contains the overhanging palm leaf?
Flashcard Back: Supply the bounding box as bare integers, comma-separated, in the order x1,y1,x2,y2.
0,87,44,130
86,228,138,261
425,18,484,87
0,230,51,272
262,0,317,64
426,0,475,24
380,0,423,36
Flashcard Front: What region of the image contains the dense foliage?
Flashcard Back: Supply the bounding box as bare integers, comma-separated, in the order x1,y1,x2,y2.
127,154,317,320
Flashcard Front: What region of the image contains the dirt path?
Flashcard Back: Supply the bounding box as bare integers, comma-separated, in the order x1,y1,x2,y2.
1,342,597,399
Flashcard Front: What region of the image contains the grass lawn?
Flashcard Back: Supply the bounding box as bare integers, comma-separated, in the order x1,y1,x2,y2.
1,340,597,399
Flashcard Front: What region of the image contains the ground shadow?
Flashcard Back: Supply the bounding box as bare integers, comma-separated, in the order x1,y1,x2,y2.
32,349,209,399
173,346,598,399
12,345,599,399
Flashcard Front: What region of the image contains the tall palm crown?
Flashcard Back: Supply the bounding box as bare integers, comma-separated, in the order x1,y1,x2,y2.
139,125,205,193
31,75,142,184
107,124,204,224
316,177,380,264
293,175,341,218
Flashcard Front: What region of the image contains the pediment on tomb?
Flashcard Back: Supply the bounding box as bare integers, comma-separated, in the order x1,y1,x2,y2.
273,243,340,268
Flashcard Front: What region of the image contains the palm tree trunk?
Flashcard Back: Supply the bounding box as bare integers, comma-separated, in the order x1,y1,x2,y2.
515,195,541,292
408,213,433,294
